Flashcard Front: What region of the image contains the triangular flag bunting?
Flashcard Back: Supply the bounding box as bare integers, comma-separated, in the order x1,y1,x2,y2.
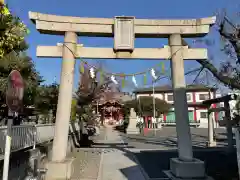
132,76,138,87
111,75,118,84
90,67,95,78
161,62,165,74
121,76,125,88
151,68,157,80
143,74,147,85
80,62,85,74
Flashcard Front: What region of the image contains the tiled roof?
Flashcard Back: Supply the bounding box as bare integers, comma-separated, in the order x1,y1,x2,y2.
133,84,217,93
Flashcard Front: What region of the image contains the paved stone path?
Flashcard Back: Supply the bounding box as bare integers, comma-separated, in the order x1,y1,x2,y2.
70,127,146,180
123,127,229,151
97,127,146,180
122,127,238,180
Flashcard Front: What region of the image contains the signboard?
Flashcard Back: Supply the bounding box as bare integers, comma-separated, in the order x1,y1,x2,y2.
6,70,24,112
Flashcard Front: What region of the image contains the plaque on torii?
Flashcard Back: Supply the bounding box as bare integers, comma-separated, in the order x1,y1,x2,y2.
29,11,216,179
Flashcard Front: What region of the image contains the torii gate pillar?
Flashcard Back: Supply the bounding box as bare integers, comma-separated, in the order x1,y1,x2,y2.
164,34,206,179
52,31,77,162
169,34,193,161
44,32,77,180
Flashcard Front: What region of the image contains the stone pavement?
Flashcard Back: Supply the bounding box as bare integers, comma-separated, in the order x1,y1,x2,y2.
97,127,146,180
121,127,239,180
69,127,147,180
123,127,229,150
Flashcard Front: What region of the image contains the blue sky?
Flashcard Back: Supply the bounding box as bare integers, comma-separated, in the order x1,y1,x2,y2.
7,0,238,92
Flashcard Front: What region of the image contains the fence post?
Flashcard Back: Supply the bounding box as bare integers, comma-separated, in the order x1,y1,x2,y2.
235,127,240,179
33,125,37,149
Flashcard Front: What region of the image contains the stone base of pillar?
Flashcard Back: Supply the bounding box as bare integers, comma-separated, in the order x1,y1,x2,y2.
44,158,74,180
164,171,214,180
164,158,212,180
127,127,139,134
206,141,216,147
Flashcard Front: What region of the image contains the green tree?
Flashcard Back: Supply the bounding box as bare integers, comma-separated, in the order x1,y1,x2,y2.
123,96,171,117
0,5,42,108
0,5,29,58
34,83,59,119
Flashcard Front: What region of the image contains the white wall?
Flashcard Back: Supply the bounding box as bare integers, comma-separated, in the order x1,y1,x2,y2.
164,92,193,103
196,109,208,128
136,94,150,98
136,93,163,100
169,107,194,111
195,91,214,102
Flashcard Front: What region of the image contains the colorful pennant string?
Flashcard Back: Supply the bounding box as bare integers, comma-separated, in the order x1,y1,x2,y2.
80,62,85,74
111,75,118,84
132,76,138,87
89,67,95,78
121,76,125,88
143,74,147,85
151,68,157,80
161,62,165,74
61,41,198,88
77,59,170,88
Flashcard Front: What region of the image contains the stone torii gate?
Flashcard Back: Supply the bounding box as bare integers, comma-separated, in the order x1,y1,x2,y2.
29,12,215,179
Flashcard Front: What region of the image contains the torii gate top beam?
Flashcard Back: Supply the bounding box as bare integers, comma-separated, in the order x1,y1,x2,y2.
29,12,216,38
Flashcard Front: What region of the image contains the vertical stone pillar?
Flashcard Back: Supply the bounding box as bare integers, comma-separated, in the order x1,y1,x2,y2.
224,101,234,151
169,34,193,161
207,111,216,147
165,34,207,179
52,32,77,162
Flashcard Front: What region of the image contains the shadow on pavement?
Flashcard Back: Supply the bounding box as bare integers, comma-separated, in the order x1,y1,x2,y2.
132,148,238,180
125,135,229,149
119,129,238,180
120,165,147,180
90,141,148,179
79,128,239,180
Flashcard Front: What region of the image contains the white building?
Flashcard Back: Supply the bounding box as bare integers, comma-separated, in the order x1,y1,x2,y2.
133,85,222,128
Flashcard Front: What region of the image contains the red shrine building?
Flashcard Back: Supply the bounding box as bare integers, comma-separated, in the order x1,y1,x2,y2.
96,85,132,125
134,85,222,128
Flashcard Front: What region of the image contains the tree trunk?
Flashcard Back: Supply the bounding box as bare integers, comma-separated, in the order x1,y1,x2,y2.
196,59,240,90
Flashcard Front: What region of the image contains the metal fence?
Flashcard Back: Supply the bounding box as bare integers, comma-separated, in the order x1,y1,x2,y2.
0,122,82,155
0,124,55,154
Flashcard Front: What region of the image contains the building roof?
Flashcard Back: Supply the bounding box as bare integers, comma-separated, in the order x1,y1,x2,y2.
133,84,217,93
97,92,133,105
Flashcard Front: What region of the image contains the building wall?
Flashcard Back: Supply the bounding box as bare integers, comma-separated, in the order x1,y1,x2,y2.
136,90,221,128
136,93,164,99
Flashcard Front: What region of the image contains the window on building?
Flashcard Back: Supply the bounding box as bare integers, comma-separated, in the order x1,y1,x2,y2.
167,94,174,101
187,94,192,101
199,94,209,100
200,112,208,119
